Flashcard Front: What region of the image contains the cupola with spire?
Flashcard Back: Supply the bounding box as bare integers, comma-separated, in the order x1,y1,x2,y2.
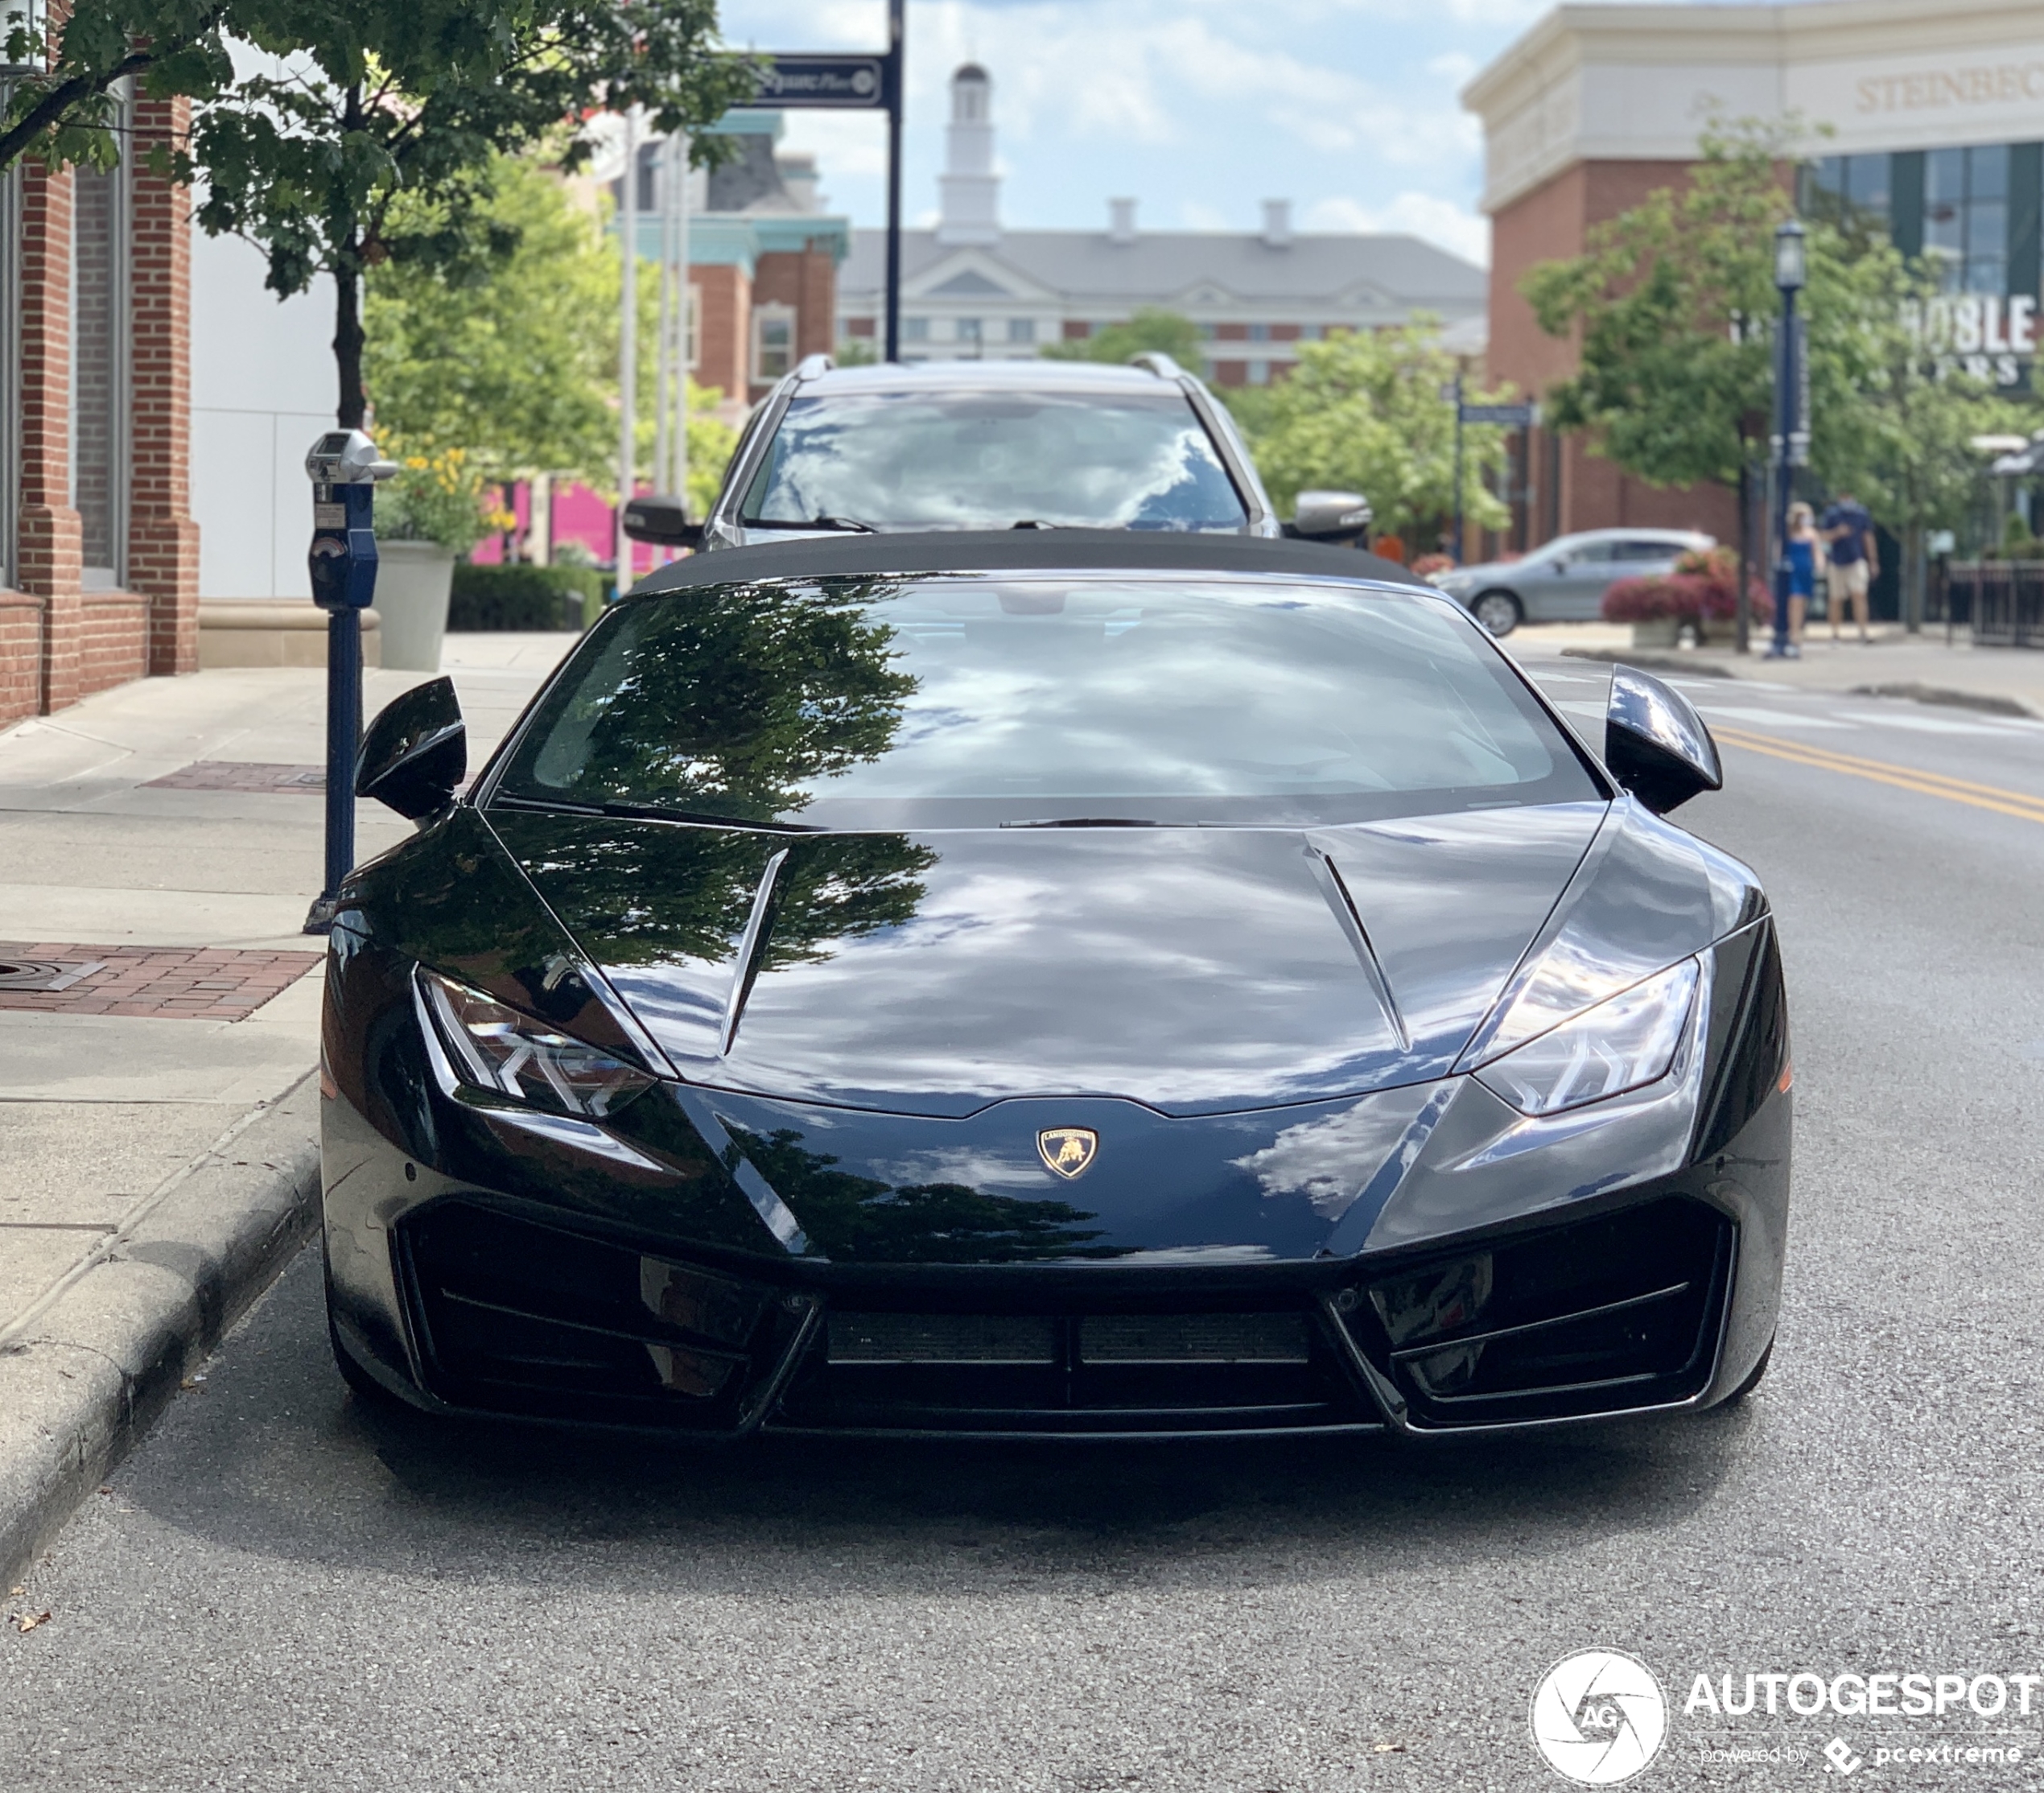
936,64,1001,246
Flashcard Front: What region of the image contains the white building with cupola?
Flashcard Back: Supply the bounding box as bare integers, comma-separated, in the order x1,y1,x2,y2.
836,64,1487,388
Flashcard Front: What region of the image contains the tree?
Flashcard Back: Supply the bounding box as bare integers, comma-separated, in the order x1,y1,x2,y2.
365,155,617,484
1242,319,1511,546
1041,307,1206,369
363,153,739,513
1521,117,2025,611
2,0,758,429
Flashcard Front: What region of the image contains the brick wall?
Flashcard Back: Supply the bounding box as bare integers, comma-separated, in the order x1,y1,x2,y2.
1490,157,1741,548
692,263,751,408
752,241,839,373
130,96,200,677
0,101,199,730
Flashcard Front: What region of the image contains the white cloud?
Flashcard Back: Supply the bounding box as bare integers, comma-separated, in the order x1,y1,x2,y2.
1304,191,1492,266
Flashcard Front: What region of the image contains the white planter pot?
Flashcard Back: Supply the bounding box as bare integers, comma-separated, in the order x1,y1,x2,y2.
374,540,456,673
1629,618,1681,648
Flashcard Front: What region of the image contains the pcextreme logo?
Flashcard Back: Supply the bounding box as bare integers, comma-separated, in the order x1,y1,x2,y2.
1531,1650,1669,1786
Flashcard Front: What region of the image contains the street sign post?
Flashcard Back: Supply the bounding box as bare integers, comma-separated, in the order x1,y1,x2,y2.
1448,399,1539,563
746,4,906,360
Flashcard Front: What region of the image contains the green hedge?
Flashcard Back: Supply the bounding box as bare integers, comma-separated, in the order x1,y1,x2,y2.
448,563,604,632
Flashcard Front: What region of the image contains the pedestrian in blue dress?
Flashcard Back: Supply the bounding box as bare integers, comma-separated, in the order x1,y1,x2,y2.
1778,501,1822,659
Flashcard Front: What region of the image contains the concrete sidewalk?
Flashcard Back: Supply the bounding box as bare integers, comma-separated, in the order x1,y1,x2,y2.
1507,620,2044,714
0,633,569,1584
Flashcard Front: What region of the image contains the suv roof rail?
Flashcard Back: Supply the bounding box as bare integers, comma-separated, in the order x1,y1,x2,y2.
1127,352,1184,379
793,352,835,381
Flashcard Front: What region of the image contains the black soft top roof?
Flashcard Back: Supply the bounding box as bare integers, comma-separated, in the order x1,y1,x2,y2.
628,529,1428,598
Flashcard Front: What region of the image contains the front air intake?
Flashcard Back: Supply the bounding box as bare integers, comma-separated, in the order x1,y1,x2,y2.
1343,1196,1733,1427
395,1199,810,1428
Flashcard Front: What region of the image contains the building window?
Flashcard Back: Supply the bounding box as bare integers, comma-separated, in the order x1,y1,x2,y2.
752,303,795,383
1300,324,1324,341
904,315,930,341
72,120,130,589
955,316,982,342
1923,145,2009,295
1247,359,1271,385
1247,322,1270,342
1804,154,1893,243
1007,317,1035,344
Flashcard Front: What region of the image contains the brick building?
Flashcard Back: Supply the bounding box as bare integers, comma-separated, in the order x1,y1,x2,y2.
1,92,201,728
620,113,850,415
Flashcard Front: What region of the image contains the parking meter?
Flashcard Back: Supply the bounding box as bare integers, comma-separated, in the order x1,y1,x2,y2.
303,430,398,934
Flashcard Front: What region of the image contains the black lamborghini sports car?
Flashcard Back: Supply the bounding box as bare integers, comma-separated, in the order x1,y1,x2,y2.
320,530,1788,1438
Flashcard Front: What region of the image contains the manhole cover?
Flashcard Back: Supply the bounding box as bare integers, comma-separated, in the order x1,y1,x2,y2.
0,958,105,992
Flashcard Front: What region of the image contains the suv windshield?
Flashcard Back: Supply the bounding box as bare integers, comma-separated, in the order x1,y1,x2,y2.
738,392,1251,532
492,575,1599,831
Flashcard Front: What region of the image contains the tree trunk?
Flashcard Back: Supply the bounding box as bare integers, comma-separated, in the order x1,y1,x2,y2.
332,84,368,430
333,262,367,429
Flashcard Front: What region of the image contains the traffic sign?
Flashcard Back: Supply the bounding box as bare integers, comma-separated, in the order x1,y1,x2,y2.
749,54,894,109
1458,402,1538,427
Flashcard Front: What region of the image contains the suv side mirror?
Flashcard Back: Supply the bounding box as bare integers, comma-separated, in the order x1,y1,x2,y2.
357,675,466,820
621,494,703,550
1605,666,1721,814
1286,490,1372,544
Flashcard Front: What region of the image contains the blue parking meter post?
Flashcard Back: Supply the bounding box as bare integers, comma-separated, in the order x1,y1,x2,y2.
303,431,398,934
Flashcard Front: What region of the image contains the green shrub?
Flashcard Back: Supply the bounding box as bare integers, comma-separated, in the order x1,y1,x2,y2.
448,563,603,632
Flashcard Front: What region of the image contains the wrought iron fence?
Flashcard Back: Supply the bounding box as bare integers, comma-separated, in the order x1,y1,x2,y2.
1935,561,2044,647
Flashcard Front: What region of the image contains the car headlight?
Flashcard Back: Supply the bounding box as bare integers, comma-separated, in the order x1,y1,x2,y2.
418,969,654,1118
1473,958,1699,1116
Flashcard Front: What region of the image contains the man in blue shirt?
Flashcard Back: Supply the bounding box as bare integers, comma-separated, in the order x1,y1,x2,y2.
1821,493,1877,644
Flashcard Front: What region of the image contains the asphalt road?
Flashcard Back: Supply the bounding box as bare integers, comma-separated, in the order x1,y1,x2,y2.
8,660,2044,1791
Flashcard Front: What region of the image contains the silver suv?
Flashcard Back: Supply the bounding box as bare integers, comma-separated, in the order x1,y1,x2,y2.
1432,528,1714,637
624,356,1367,552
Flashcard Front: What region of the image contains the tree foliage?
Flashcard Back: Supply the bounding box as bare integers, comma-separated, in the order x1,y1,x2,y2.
1521,117,2025,547
362,154,738,509
1040,307,1207,369
365,156,618,484
1240,319,1511,543
2,0,759,427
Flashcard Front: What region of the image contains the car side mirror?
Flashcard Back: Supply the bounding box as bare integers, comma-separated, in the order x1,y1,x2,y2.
621,493,703,550
1605,666,1721,814
357,675,466,820
1286,490,1372,543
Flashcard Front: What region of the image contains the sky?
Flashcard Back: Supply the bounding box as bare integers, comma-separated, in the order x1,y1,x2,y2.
711,0,1568,270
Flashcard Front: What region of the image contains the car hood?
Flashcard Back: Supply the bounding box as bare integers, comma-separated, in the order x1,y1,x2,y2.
483,802,1678,1119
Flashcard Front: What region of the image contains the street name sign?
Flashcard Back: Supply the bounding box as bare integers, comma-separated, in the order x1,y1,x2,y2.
1458,402,1538,427
749,55,894,109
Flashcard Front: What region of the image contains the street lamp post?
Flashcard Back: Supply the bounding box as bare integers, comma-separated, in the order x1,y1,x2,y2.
1769,218,1807,660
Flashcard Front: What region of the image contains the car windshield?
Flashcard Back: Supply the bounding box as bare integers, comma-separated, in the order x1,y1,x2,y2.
737,392,1251,532
492,575,1601,831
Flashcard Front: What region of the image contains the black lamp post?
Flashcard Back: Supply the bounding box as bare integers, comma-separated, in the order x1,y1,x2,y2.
1769,218,1807,659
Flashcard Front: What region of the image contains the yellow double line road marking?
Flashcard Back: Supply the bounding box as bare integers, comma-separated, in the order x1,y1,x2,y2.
1712,725,2044,825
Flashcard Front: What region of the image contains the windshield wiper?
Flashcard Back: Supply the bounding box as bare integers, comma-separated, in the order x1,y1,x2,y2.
738,515,878,533
492,793,823,834
999,816,1168,829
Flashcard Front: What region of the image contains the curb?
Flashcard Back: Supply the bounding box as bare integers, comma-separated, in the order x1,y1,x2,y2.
1847,680,2038,719
1557,647,1737,678
0,1072,320,1588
